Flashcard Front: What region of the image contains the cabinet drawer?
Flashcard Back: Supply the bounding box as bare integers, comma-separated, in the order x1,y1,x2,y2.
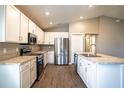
20,62,30,71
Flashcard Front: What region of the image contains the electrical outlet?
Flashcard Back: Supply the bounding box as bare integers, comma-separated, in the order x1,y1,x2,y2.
16,48,19,52
3,48,7,54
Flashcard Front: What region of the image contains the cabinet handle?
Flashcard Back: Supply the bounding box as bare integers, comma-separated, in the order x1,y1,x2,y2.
85,67,87,72
88,64,90,65
79,63,82,66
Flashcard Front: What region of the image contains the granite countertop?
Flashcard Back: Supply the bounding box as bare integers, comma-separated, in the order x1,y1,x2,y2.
33,50,48,54
0,56,36,65
76,52,124,64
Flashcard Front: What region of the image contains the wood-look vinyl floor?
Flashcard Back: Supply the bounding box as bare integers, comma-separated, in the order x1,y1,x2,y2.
32,64,87,88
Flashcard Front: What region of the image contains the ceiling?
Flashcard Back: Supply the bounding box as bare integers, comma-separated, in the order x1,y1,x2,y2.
15,5,124,30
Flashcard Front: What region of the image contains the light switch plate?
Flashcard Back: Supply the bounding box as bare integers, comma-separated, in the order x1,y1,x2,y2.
3,48,7,54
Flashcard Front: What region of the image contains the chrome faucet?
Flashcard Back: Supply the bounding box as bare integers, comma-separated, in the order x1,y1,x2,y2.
90,44,97,55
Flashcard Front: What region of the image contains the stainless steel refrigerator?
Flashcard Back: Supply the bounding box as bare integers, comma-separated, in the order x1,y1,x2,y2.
54,38,69,65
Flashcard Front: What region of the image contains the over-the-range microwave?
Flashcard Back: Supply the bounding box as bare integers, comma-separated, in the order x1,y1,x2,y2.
28,33,37,44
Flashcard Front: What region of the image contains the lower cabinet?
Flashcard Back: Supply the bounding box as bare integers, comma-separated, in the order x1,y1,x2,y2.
44,51,54,67
30,59,37,86
77,55,124,88
44,52,48,67
47,51,54,64
20,58,36,88
20,62,30,88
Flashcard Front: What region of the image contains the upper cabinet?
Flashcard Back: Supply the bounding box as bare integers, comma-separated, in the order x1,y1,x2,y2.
36,26,44,44
69,18,99,34
19,13,29,43
44,32,69,44
0,5,45,44
0,5,21,42
29,20,36,34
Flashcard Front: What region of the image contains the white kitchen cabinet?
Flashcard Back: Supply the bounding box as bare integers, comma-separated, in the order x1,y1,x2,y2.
77,56,87,83
29,19,36,34
86,62,96,88
20,62,30,88
44,52,48,67
47,51,54,64
30,59,37,86
19,13,29,43
0,5,20,42
36,26,45,44
77,55,124,88
44,32,69,44
40,29,44,44
0,58,36,88
36,26,41,44
6,6,20,42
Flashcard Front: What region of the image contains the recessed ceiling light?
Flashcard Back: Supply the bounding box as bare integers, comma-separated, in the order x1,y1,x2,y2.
45,12,50,15
116,19,120,22
50,21,53,25
80,16,83,19
89,5,93,7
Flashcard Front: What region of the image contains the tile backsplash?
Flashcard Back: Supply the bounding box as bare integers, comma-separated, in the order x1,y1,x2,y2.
0,43,41,61
40,45,54,51
0,43,19,61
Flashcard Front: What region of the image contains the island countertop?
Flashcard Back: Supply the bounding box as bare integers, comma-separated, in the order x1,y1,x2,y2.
0,56,36,65
76,52,124,64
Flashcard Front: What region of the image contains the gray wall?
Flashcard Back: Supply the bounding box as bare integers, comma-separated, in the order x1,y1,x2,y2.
97,16,124,57
44,24,69,32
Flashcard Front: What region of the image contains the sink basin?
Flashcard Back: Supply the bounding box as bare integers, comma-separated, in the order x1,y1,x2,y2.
81,54,102,57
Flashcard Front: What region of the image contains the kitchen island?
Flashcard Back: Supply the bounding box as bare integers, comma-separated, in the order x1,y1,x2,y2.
76,52,124,88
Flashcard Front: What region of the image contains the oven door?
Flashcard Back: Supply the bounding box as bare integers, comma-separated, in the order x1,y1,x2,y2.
36,57,44,80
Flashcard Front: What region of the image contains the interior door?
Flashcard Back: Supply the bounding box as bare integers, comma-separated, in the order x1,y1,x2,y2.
70,33,84,63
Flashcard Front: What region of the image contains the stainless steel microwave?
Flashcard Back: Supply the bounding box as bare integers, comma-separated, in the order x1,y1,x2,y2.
28,33,37,44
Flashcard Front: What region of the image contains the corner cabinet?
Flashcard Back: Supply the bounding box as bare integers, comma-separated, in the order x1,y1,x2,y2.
0,5,20,42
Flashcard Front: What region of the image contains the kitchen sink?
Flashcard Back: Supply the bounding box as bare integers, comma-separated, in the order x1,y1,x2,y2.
81,54,102,57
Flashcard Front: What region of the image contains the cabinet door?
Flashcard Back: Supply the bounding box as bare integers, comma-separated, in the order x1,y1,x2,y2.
20,68,30,88
6,6,20,42
44,52,48,67
36,26,41,44
77,57,81,76
87,63,96,88
48,51,54,64
40,29,44,44
30,59,36,86
19,13,28,43
29,20,36,34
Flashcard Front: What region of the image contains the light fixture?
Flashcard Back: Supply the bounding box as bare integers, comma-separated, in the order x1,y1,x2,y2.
115,19,120,22
80,16,83,19
89,5,93,7
45,12,50,15
50,21,53,25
